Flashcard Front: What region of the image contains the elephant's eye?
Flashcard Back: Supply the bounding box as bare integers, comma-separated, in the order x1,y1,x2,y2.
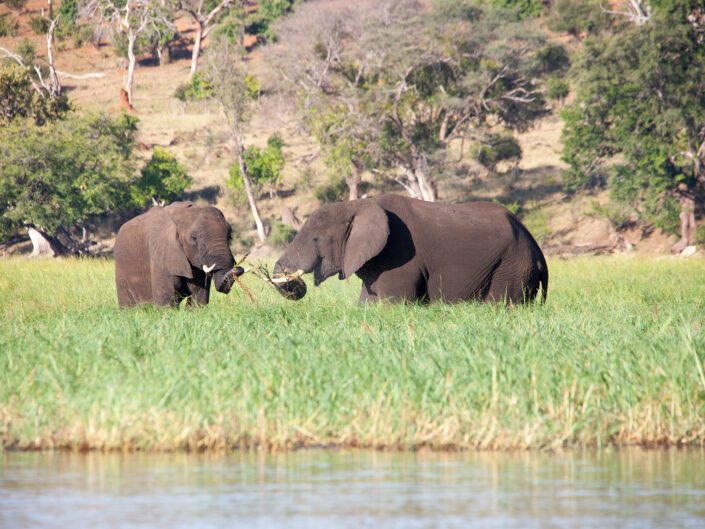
312,236,319,244
190,234,198,243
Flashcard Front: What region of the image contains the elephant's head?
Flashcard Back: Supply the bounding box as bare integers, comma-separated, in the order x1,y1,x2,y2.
273,199,389,297
147,202,239,293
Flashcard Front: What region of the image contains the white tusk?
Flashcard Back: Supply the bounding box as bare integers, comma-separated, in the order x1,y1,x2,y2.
270,269,304,284
203,263,216,274
242,268,250,274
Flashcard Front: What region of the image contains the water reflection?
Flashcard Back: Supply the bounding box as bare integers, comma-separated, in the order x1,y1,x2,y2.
1,449,704,528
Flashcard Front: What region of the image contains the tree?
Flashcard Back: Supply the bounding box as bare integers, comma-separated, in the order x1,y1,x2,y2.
227,133,285,199
82,0,171,104
274,0,557,201
0,62,70,126
132,146,193,206
0,113,138,255
203,36,266,242
177,0,236,78
561,0,705,250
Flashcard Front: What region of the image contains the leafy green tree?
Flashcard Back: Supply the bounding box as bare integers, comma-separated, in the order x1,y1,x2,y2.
561,1,705,247
132,146,193,207
227,134,285,198
0,113,138,254
0,63,71,126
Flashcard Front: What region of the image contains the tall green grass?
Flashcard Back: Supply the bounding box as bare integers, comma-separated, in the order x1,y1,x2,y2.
1,256,704,450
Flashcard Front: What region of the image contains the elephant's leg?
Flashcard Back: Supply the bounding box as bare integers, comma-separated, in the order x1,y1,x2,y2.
188,276,211,307
151,267,184,307
361,268,426,303
486,259,536,304
358,284,379,304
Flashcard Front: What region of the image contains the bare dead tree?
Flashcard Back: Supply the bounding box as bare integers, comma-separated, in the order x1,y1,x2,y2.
177,0,236,78
601,0,652,26
82,0,168,104
203,37,266,242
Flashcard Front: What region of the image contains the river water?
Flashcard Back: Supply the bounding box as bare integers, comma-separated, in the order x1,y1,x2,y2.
1,448,704,528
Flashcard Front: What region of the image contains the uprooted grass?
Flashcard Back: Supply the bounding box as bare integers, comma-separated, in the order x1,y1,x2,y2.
1,256,704,451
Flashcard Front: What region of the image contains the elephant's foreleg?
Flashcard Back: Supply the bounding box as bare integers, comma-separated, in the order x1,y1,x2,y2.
187,276,211,307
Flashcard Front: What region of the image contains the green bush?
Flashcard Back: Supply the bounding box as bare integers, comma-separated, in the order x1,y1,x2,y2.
0,113,138,242
535,44,570,74
15,38,36,66
468,135,522,170
546,76,570,101
484,0,544,19
4,0,28,9
546,0,612,36
268,218,297,247
29,15,50,35
69,25,96,49
59,0,79,26
173,73,213,101
0,63,71,126
227,134,284,191
0,15,18,38
314,177,347,203
132,147,193,207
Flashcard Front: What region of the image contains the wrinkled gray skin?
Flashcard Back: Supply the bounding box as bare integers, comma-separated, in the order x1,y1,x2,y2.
114,202,236,308
274,194,548,304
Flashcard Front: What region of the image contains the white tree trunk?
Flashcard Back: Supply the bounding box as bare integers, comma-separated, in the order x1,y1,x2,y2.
126,33,137,104
190,26,204,78
28,228,56,257
346,166,360,201
232,125,266,243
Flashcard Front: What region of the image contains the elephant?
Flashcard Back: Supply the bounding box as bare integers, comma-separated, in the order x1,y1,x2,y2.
273,194,548,304
114,201,243,308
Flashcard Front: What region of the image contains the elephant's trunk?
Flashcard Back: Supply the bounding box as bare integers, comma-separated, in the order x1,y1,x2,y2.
214,266,245,294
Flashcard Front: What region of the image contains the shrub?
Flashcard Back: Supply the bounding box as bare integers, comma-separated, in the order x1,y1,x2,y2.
227,134,284,191
0,63,71,126
173,73,213,101
546,76,570,101
132,147,193,207
468,135,522,170
4,0,28,9
15,38,36,66
29,15,50,35
314,177,347,203
268,218,297,247
0,15,18,38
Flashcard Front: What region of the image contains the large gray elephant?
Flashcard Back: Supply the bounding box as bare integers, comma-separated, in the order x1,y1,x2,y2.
273,194,548,304
114,202,243,308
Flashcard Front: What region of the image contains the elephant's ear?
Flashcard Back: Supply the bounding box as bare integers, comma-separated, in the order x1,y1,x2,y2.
341,201,389,279
147,208,193,278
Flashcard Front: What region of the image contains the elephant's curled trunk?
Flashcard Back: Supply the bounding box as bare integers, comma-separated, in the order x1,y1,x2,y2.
214,266,245,294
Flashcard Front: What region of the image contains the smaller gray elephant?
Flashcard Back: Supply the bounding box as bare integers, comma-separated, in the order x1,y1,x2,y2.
114,202,242,308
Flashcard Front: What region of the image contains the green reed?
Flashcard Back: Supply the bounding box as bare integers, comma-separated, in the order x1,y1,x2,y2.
1,255,704,450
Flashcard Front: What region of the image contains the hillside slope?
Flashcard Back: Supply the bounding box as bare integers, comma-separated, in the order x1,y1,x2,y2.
0,0,679,256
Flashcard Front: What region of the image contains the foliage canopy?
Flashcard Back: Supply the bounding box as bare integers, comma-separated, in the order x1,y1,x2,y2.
561,1,705,232
0,113,138,241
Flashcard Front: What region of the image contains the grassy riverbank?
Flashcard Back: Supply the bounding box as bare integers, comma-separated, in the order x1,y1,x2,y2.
1,256,704,451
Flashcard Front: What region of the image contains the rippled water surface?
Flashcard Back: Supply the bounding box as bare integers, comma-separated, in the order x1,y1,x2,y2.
1,448,704,528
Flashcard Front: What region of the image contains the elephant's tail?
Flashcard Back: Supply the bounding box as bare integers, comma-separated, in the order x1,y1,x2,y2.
539,259,548,304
